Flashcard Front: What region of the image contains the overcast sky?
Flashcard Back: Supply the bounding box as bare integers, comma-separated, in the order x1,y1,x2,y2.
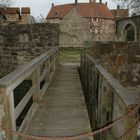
13,0,118,18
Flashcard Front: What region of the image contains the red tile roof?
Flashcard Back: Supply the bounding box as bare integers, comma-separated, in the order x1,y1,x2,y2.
6,8,20,14
0,7,20,14
0,7,31,15
46,3,114,19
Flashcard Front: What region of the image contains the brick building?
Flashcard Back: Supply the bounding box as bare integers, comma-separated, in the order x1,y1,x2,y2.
0,7,35,25
46,0,115,41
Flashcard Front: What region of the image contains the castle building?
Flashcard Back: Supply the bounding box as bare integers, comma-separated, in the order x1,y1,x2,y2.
0,7,35,26
46,0,115,41
110,5,128,19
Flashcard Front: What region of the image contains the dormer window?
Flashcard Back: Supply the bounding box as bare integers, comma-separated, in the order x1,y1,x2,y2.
55,11,59,16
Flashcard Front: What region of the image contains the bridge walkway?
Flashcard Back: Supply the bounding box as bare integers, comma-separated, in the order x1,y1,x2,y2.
25,63,92,140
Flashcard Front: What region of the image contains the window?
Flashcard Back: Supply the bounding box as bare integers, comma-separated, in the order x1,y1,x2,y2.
55,11,59,16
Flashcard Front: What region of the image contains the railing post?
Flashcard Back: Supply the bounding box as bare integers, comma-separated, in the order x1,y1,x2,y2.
0,87,16,140
137,123,140,140
54,48,58,70
53,53,56,72
49,56,51,80
80,53,83,81
32,67,40,102
0,87,6,140
56,47,59,65
45,59,50,83
8,91,16,130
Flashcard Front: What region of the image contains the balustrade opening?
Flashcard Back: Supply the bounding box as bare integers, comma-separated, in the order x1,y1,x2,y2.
13,80,33,130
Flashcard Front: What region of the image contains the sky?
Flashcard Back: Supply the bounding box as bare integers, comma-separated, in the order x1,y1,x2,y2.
13,0,118,18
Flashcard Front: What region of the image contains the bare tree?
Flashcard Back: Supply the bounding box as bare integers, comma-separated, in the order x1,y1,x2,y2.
0,0,14,7
111,0,128,9
35,14,46,23
111,0,140,15
130,0,140,15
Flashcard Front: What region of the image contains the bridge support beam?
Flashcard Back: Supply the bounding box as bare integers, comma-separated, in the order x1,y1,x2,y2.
0,87,16,140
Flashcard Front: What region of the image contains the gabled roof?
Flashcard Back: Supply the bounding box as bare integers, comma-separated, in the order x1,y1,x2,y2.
46,3,114,19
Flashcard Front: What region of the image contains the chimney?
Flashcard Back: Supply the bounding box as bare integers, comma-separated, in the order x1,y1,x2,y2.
99,0,102,4
117,5,120,9
75,0,78,5
89,0,96,3
52,3,54,7
105,2,107,6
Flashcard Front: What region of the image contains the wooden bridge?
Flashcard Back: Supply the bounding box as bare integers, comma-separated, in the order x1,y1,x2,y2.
26,64,92,139
0,47,139,140
0,47,92,140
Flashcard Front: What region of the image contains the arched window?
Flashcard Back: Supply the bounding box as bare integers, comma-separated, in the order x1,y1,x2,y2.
123,24,135,41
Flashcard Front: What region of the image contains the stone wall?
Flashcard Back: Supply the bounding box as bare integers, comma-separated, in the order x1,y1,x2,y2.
116,15,140,41
0,23,60,78
85,41,140,87
60,7,91,48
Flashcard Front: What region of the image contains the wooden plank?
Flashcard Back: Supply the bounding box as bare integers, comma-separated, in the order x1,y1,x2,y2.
8,91,16,130
15,86,34,120
32,67,41,102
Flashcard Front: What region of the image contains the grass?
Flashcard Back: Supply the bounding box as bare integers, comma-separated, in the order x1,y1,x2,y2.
59,47,83,63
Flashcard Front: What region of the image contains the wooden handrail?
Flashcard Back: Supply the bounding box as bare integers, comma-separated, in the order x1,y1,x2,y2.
81,53,136,106
0,47,58,91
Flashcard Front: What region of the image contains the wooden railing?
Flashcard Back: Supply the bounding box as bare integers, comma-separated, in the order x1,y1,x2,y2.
137,124,140,140
0,47,58,138
80,53,138,139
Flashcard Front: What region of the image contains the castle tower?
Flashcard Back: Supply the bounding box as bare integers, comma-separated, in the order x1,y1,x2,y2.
21,7,31,24
89,0,96,3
